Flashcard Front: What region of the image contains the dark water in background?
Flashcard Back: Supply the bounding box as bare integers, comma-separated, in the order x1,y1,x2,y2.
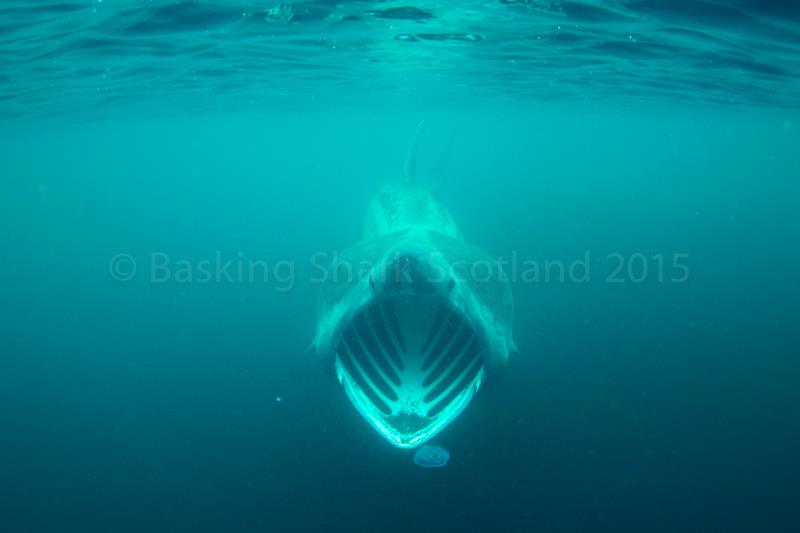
2,2,800,532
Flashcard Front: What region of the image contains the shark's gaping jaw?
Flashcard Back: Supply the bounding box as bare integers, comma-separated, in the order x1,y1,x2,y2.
333,250,486,448
336,294,485,449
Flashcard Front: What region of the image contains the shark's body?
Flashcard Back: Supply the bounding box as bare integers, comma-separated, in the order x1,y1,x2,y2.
314,145,514,448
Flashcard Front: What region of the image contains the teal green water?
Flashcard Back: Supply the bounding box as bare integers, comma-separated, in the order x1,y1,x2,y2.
2,2,800,532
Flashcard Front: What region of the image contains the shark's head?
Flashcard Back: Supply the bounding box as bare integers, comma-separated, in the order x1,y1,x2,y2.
326,240,489,448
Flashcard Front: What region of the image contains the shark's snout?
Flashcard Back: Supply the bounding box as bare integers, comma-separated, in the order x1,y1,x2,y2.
370,246,454,297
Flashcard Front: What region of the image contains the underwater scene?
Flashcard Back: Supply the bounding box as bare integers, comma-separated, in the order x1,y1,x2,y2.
1,1,799,531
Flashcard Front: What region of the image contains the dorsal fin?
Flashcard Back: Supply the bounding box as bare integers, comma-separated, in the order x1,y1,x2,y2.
403,119,425,184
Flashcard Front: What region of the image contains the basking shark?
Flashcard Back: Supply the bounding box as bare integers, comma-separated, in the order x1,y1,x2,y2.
313,125,515,448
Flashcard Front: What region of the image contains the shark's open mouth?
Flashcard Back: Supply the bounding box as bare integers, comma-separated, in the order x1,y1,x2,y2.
334,292,485,448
